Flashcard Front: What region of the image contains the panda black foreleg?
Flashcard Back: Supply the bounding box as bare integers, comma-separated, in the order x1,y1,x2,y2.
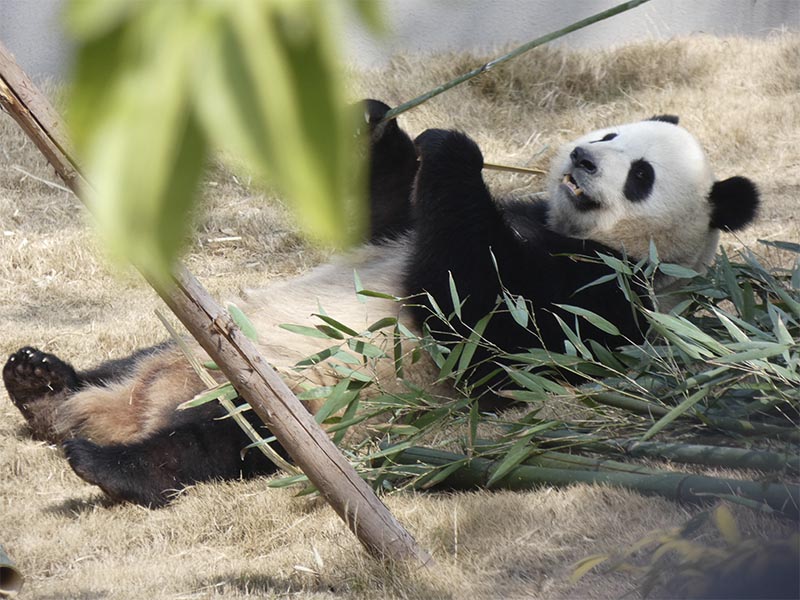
407,129,509,329
62,404,281,507
363,99,418,242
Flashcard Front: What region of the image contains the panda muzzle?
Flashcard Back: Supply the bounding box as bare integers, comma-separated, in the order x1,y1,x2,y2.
561,174,600,211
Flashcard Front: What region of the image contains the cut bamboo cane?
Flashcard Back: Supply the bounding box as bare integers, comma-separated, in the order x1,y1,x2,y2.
536,431,800,474
0,545,23,598
0,40,432,566
388,446,800,519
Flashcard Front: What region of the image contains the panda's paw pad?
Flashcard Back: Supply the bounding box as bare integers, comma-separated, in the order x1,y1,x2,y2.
3,347,78,406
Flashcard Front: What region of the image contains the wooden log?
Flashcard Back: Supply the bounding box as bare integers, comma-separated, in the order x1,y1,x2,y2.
0,40,432,566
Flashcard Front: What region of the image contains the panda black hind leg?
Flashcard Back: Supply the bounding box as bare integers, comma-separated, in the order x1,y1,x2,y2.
63,403,281,507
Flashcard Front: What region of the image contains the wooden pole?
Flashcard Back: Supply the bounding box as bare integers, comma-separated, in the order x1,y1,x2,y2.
0,40,433,566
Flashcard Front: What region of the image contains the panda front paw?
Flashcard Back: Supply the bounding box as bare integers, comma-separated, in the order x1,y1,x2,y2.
3,347,79,412
414,129,484,174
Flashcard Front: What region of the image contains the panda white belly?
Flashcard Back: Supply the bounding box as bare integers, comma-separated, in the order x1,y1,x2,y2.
241,237,414,372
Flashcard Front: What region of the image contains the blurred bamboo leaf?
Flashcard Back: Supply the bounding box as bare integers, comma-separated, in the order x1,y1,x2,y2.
66,0,374,284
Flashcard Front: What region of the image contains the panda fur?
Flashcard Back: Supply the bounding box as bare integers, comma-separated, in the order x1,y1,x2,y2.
3,101,759,507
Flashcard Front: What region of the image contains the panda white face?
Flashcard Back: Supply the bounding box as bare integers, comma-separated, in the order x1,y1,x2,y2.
546,119,720,270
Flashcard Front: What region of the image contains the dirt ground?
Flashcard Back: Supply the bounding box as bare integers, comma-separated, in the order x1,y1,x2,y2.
1,34,798,599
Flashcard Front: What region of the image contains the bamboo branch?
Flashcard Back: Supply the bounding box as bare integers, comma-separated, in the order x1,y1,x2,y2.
380,0,652,122
0,40,432,566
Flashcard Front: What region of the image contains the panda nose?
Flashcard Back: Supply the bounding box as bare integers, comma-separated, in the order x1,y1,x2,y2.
570,146,597,174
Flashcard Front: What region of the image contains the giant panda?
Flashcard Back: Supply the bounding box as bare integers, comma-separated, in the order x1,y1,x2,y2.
2,101,759,507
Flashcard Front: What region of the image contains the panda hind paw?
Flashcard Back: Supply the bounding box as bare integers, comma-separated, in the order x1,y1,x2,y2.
2,347,79,409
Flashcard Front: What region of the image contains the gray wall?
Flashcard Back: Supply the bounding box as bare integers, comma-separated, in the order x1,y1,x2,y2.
1,0,798,78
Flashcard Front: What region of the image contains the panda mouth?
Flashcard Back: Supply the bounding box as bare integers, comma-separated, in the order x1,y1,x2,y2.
561,174,600,211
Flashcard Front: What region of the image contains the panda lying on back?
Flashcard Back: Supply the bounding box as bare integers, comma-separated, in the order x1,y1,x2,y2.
3,101,759,507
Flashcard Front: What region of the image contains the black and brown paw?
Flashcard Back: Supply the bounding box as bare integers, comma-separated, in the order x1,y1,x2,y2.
3,347,79,418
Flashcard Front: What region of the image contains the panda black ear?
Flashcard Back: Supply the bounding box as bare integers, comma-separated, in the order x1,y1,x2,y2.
648,114,679,125
708,176,760,231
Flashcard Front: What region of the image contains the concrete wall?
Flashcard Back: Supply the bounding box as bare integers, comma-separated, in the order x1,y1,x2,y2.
345,0,800,67
1,0,798,79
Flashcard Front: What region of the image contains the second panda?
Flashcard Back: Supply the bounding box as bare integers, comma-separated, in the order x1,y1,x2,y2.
3,101,759,506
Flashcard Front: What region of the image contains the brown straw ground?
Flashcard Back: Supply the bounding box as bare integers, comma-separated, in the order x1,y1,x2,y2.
1,34,798,599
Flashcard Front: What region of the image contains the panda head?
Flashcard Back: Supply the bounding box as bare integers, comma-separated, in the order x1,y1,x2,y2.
546,116,759,272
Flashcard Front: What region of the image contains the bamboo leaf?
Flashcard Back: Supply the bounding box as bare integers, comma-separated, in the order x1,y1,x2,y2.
641,388,709,440
658,263,700,279
314,378,358,424
504,292,529,328
226,302,259,341
347,338,387,359
280,323,340,340
555,304,621,336
179,381,238,410
486,433,535,487
570,554,609,582
712,505,741,545
455,312,492,383
448,272,462,320
312,313,360,337
367,317,398,332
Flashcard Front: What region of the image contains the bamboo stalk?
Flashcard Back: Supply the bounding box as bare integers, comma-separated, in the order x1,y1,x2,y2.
389,446,800,519
536,431,800,474
380,0,652,123
0,40,432,566
0,545,23,598
587,392,800,442
483,162,546,176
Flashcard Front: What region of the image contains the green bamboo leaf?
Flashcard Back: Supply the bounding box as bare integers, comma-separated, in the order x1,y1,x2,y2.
712,505,742,545
437,343,464,381
279,323,340,340
294,345,338,367
658,263,701,279
367,317,398,332
714,345,790,363
486,433,535,487
570,554,609,582
572,272,618,295
555,304,621,336
267,473,310,489
641,388,709,440
504,367,568,395
312,313,359,337
552,314,592,360
357,289,399,300
597,253,633,275
503,292,529,328
314,378,358,424
711,308,750,343
448,272,462,320
179,381,238,410
347,338,387,359
227,302,259,341
758,239,800,254
418,460,468,490
455,313,492,383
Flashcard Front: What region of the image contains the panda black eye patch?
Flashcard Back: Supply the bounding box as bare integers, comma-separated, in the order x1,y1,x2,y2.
590,133,617,143
623,159,655,202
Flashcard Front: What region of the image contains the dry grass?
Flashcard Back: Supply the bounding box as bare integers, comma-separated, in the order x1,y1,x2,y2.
1,34,798,599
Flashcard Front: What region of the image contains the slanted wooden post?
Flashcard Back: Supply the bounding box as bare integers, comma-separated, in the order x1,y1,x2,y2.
0,40,433,566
